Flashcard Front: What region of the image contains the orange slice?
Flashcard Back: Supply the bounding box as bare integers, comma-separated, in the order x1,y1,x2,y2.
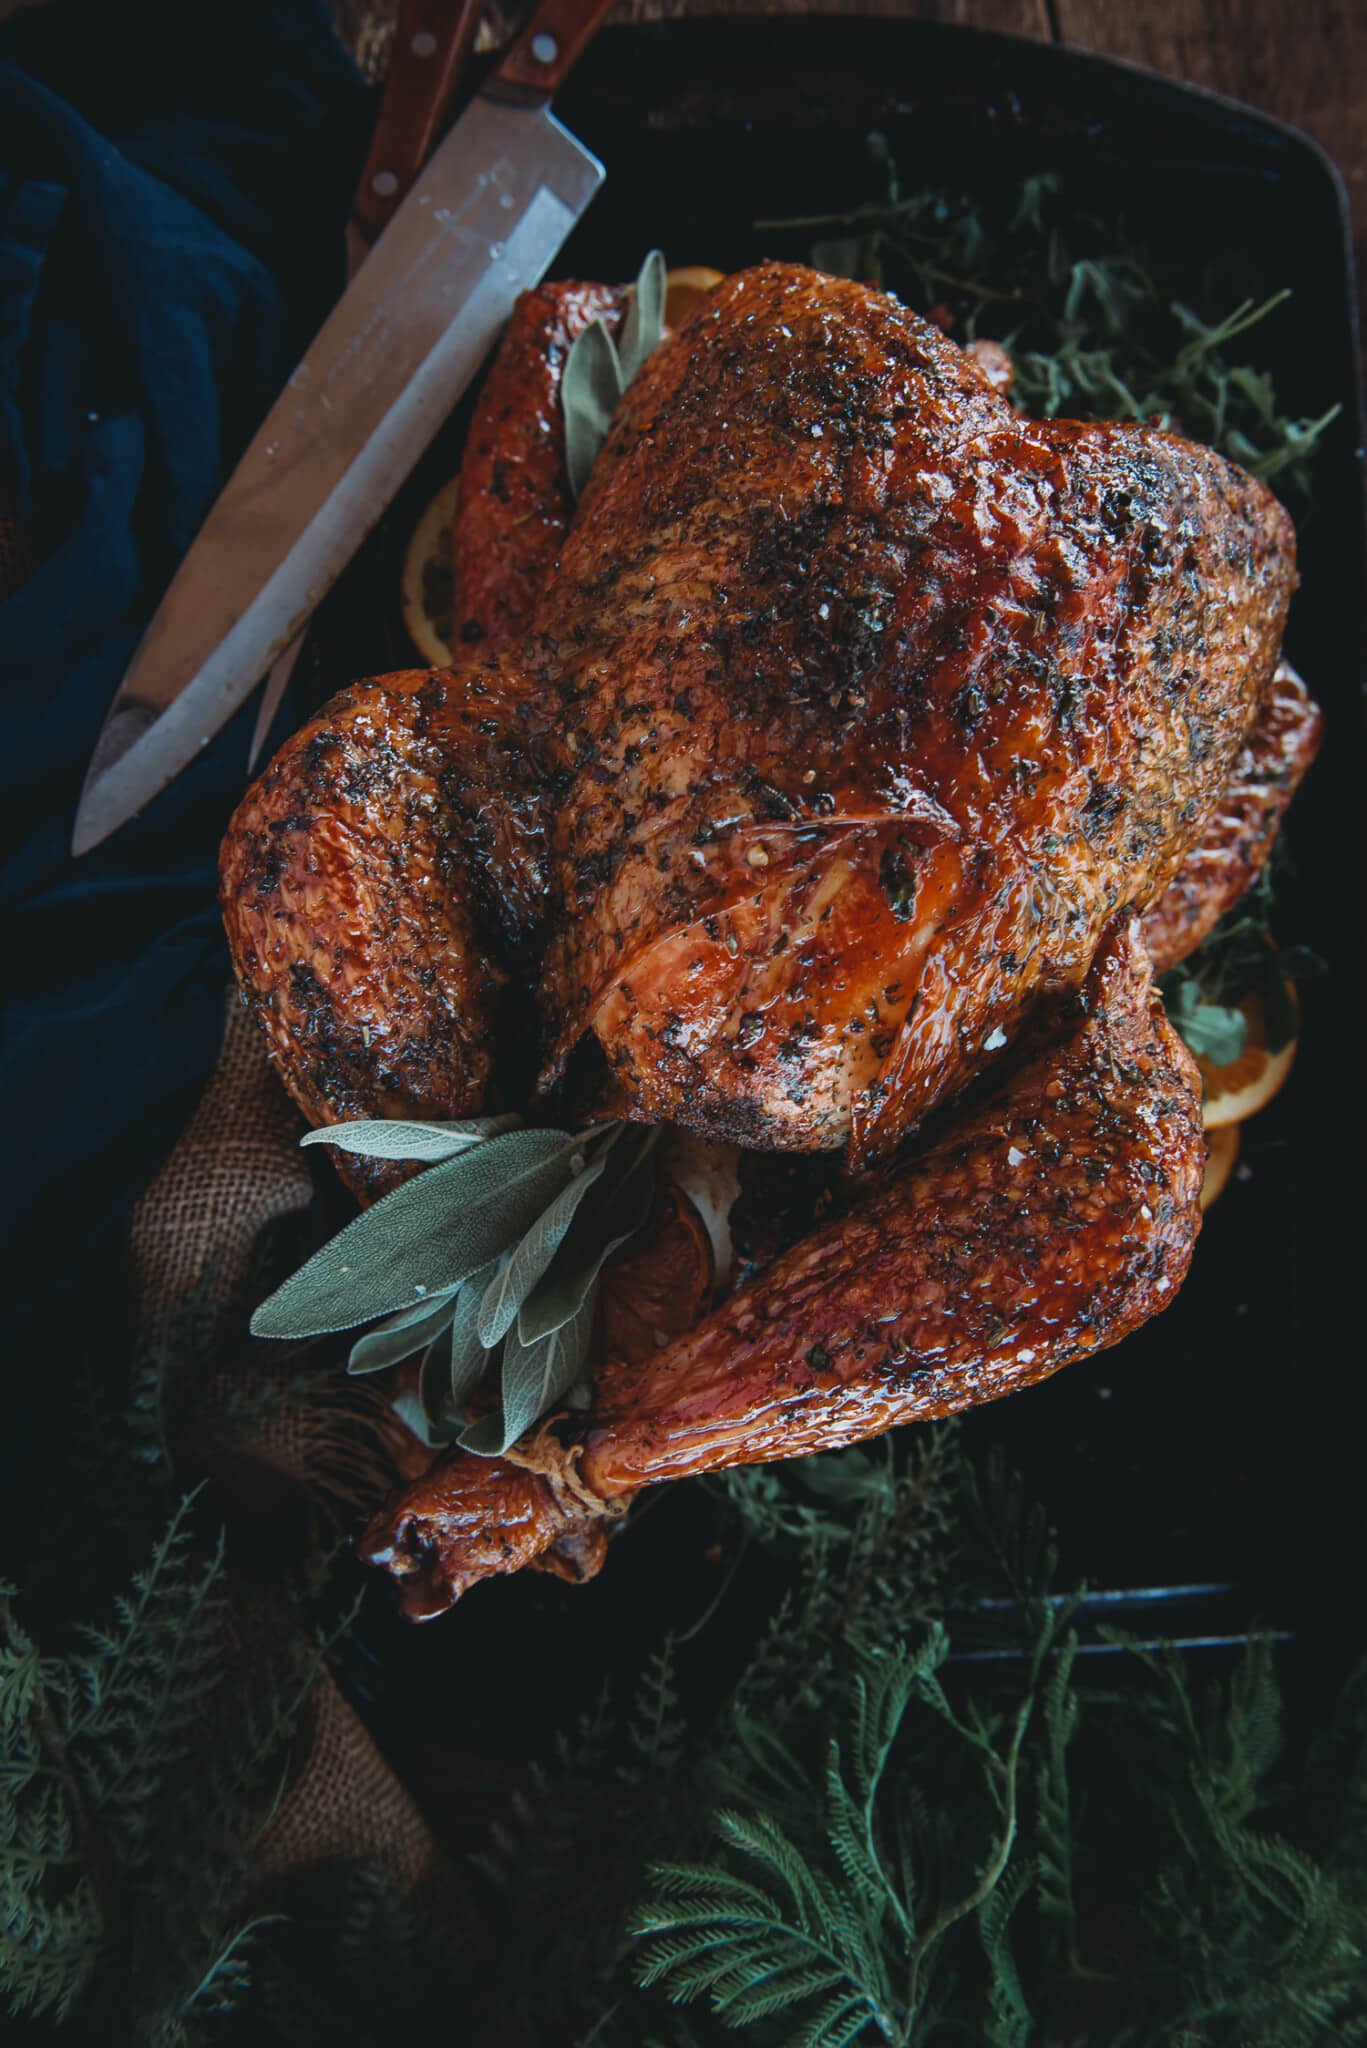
599,1185,714,1364
665,265,726,328
400,475,458,667
1200,1123,1240,1212
1197,982,1299,1130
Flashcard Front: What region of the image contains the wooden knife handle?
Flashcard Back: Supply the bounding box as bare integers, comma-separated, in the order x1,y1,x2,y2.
493,0,618,99
350,0,484,253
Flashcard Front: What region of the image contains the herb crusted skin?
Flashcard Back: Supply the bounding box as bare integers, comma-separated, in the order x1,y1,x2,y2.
360,918,1203,1614
218,266,1313,1615
582,919,1202,1483
1139,658,1322,972
218,666,525,1199
221,266,1304,1180
450,279,628,654
527,264,1297,1163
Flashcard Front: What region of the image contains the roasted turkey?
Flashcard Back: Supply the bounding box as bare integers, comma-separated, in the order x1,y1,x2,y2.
221,264,1320,1617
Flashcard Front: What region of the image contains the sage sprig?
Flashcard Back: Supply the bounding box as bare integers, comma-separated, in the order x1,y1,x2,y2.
562,248,666,499
250,1116,658,1458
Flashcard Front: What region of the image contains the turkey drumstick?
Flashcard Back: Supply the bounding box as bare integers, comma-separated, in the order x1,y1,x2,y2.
359,917,1202,1617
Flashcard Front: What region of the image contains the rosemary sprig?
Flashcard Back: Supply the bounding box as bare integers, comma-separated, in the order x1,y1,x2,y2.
762,152,1338,509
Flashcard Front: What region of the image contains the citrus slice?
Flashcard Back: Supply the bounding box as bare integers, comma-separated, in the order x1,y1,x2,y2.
1198,982,1299,1130
599,1185,714,1364
1200,1123,1240,1212
400,474,458,666
665,265,726,328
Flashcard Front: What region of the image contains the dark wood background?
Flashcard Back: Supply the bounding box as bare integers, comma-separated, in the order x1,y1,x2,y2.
5,0,1360,294
623,0,1365,320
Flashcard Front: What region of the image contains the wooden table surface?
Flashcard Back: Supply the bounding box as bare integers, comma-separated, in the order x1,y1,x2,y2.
624,0,1365,319
6,0,1360,319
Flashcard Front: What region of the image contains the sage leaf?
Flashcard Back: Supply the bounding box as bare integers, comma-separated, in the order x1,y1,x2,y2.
563,317,624,500
346,1287,459,1375
419,1329,454,1432
301,1114,520,1163
1169,981,1248,1067
503,1290,599,1450
391,1385,462,1450
476,1138,614,1348
455,1408,511,1459
563,250,669,498
250,1127,578,1339
463,1288,598,1458
618,247,666,384
1185,1004,1248,1067
448,1261,499,1412
519,1127,659,1344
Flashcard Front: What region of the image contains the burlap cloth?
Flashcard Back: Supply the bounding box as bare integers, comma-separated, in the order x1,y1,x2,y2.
0,0,523,1940
85,1,468,1905
129,992,478,1934
1,490,476,1933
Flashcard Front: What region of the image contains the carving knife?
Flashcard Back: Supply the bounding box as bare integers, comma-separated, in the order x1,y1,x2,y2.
246,0,487,775
71,0,614,857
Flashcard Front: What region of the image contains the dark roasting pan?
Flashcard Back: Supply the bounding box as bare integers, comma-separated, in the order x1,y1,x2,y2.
323,18,1364,1765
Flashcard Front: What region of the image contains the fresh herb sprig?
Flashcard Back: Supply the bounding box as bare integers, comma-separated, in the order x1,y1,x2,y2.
562,247,667,497
8,1353,1366,2043
471,1442,1367,2047
1160,862,1321,1067
250,1115,658,1457
761,153,1338,507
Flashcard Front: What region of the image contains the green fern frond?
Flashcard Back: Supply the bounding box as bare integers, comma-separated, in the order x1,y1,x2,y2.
963,1446,1058,1609
1304,1656,1367,1884
636,1641,967,2043
1035,1629,1079,1946
977,1855,1036,2048
0,1491,326,2038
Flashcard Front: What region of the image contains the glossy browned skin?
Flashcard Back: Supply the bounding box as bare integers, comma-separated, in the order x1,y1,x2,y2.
529,265,1296,1162
221,267,1311,1617
965,335,1014,393
219,287,625,1182
361,918,1203,1614
362,1446,602,1617
450,279,627,653
219,664,528,1196
223,267,1301,1171
1140,659,1321,972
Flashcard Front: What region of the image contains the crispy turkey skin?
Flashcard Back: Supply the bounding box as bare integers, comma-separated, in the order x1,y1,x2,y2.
449,278,628,655
360,918,1203,1617
219,263,1318,1614
530,266,1295,1160
225,266,1297,1165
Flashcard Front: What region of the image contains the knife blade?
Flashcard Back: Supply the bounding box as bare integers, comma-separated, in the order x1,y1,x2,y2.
71,0,615,858
244,0,486,776
238,0,486,777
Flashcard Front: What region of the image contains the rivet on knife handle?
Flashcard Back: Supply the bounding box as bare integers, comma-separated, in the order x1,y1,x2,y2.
493,0,619,99
70,0,611,858
255,0,488,769
351,0,486,251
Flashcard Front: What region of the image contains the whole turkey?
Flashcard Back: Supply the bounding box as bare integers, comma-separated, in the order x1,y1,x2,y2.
221,264,1320,1617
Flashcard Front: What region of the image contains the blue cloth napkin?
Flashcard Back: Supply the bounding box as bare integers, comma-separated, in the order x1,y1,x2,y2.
0,0,368,1245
